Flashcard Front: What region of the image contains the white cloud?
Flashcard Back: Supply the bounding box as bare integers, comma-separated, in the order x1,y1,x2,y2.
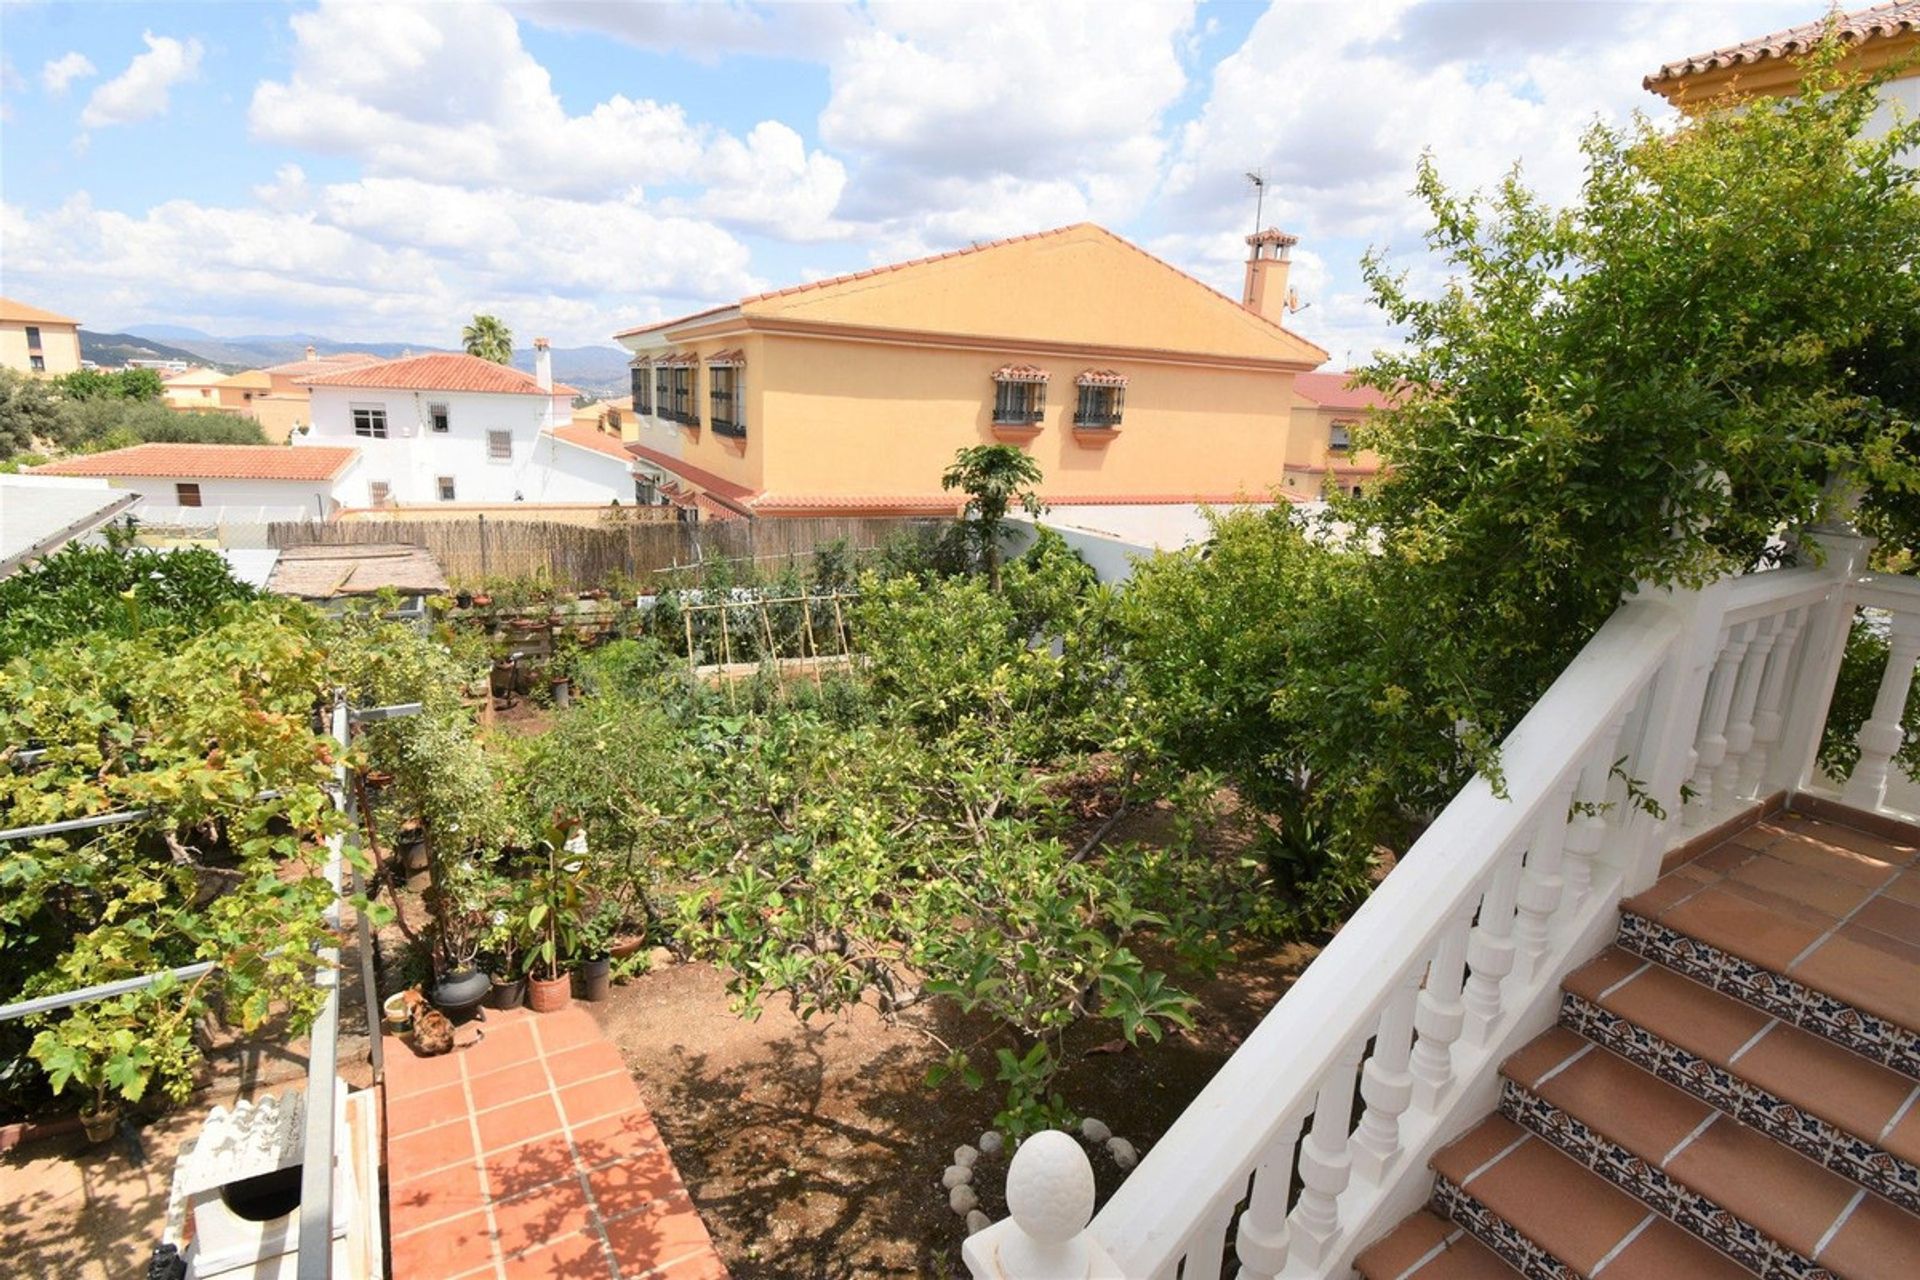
79,32,202,129
41,52,97,96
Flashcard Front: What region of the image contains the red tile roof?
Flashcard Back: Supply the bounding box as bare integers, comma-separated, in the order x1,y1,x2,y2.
750,494,966,516
32,443,359,482
0,296,80,326
260,352,383,378
1647,2,1919,88
299,353,578,398
1293,371,1391,411
623,443,757,503
1044,492,1308,506
547,423,636,462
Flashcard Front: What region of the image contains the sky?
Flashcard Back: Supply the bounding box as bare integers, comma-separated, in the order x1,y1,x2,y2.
0,0,1817,364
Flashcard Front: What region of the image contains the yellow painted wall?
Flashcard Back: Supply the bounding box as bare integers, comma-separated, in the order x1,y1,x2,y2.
252,394,310,443
0,320,82,376
1282,403,1382,497
635,334,769,492
751,334,1292,501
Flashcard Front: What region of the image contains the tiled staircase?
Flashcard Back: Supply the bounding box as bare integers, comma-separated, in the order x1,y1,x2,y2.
1357,809,1920,1280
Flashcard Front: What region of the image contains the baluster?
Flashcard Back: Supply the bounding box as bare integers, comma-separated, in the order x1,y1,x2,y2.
1408,907,1472,1114
1843,615,1920,812
1287,1038,1366,1268
1742,606,1807,796
1180,1184,1240,1280
1349,977,1420,1185
1686,623,1751,825
1460,851,1523,1044
1513,772,1582,979
1562,711,1627,908
1233,1118,1305,1280
1717,614,1780,803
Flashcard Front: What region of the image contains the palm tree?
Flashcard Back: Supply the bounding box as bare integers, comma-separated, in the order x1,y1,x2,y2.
462,314,513,365
941,444,1044,591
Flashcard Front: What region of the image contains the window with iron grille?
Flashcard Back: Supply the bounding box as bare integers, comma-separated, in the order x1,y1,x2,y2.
429,403,450,433
1328,421,1353,452
352,405,389,438
659,366,695,424
368,481,391,507
487,430,512,461
25,326,41,350
437,476,457,501
631,365,651,415
30,355,44,372
175,482,201,508
1074,384,1124,427
709,366,743,438
993,378,1044,424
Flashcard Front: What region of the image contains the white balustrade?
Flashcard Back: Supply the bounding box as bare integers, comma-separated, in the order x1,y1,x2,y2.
1742,606,1807,797
1349,978,1420,1186
961,1130,1122,1279
1233,1120,1305,1280
1561,712,1626,909
1686,622,1752,824
1842,582,1920,813
1407,907,1472,1115
1460,854,1523,1044
1513,774,1581,979
1287,1037,1366,1266
1717,614,1780,803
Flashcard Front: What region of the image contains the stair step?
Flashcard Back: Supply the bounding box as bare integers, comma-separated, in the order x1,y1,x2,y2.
1561,946,1920,1212
1502,1029,1920,1278
1616,815,1920,1077
1354,1209,1521,1280
1431,1115,1751,1279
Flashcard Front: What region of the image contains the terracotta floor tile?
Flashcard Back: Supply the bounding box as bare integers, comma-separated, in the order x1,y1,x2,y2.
1664,1115,1858,1257
389,1081,468,1137
1728,852,1879,918
471,1016,543,1068
1502,1027,1589,1090
602,1193,718,1275
1431,1116,1529,1186
1854,894,1920,946
560,1072,643,1129
1762,834,1901,887
1797,818,1919,866
386,1041,469,1098
1882,868,1920,908
1697,841,1763,873
1659,885,1830,971
533,1009,604,1052
1466,1137,1646,1273
503,1229,616,1280
1717,876,1848,931
651,1249,732,1280
1813,1189,1920,1278
572,1109,664,1168
495,1175,595,1257
1835,918,1920,967
1792,932,1920,1028
1597,960,1770,1063
390,1207,497,1279
545,1040,627,1086
1533,1048,1713,1163
485,1134,579,1197
470,1059,555,1113
388,1115,477,1184
587,1146,685,1220
1354,1210,1454,1278
1727,822,1784,852
1734,1021,1913,1141
477,1092,565,1154
1596,1214,1753,1280
389,1158,488,1225
1622,875,1704,917
1562,947,1649,1002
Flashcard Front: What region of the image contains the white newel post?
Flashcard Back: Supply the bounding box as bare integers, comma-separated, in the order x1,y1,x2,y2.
1770,527,1875,797
962,1131,1122,1279
1843,613,1920,813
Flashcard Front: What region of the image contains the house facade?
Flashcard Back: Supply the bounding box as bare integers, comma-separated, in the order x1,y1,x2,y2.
294,346,632,510
0,297,82,377
1284,372,1389,499
246,348,384,442
29,442,359,523
613,223,1327,518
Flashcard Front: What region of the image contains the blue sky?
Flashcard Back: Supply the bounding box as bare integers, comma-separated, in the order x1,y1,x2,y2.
0,1,1814,361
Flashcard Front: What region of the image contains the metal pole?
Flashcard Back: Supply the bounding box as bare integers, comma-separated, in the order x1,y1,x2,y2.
297,692,349,1280
0,961,218,1022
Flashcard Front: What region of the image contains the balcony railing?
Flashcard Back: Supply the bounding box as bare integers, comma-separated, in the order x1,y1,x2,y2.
711,419,747,439
1073,411,1123,429
967,520,1918,1279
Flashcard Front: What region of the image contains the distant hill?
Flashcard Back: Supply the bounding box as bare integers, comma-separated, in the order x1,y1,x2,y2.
114,326,633,395
80,330,234,371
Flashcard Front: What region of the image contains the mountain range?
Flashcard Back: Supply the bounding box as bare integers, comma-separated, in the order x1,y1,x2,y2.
79,326,635,395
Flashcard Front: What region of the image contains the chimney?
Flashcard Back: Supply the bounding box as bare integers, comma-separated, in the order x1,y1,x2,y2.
304,345,316,360
1242,227,1299,323
534,336,552,392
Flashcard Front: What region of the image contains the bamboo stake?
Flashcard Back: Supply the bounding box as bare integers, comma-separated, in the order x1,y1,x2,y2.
831,593,850,659
683,606,697,676
802,597,823,689
719,601,736,709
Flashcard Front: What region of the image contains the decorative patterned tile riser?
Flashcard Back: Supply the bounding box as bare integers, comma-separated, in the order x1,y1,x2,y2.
1500,1080,1835,1280
1431,1175,1582,1280
1558,992,1920,1213
1615,911,1920,1078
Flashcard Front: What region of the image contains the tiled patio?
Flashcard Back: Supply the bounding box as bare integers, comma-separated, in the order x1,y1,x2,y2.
383,1004,727,1280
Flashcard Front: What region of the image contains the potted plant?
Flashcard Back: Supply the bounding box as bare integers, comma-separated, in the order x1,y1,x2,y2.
527,823,585,1013
30,1000,192,1146
547,636,580,711
481,877,534,1011
575,899,621,1002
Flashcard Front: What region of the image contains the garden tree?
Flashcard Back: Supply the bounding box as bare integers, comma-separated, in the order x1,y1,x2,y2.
56,368,163,402
0,538,258,663
0,368,62,460
942,443,1044,591
462,313,514,365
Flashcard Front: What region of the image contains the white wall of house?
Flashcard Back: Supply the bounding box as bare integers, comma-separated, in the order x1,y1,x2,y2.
521,436,640,504
91,474,348,523
300,386,574,507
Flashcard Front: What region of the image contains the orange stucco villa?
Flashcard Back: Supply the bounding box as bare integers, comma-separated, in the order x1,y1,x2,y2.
612,223,1330,519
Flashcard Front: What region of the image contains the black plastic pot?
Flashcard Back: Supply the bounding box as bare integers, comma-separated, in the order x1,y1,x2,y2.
486,975,526,1011
455,591,473,609
550,678,572,710
430,968,491,1023
576,955,612,1002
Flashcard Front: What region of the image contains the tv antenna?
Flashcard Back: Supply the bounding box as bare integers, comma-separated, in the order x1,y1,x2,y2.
1246,170,1266,237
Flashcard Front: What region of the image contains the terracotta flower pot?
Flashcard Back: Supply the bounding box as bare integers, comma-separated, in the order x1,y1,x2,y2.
528,971,572,1013
80,1103,119,1145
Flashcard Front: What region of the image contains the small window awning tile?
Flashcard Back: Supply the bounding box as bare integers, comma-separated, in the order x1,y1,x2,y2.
991,362,1050,383
1076,369,1129,388
657,351,701,367
705,349,746,367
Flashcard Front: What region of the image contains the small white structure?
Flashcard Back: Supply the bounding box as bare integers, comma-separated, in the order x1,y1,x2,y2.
297,342,638,510
167,1083,381,1279
0,473,137,575
28,443,359,524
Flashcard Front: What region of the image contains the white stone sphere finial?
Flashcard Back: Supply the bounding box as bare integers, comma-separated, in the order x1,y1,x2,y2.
997,1129,1096,1276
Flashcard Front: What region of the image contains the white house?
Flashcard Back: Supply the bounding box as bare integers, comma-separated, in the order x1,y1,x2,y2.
29,443,359,523
294,343,636,510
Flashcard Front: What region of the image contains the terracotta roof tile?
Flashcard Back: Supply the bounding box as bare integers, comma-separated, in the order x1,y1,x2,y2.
1647,2,1919,88
546,423,636,462
749,494,966,515
259,352,384,378
32,443,359,482
299,353,577,398
1293,371,1391,411
0,296,80,326
623,443,758,509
